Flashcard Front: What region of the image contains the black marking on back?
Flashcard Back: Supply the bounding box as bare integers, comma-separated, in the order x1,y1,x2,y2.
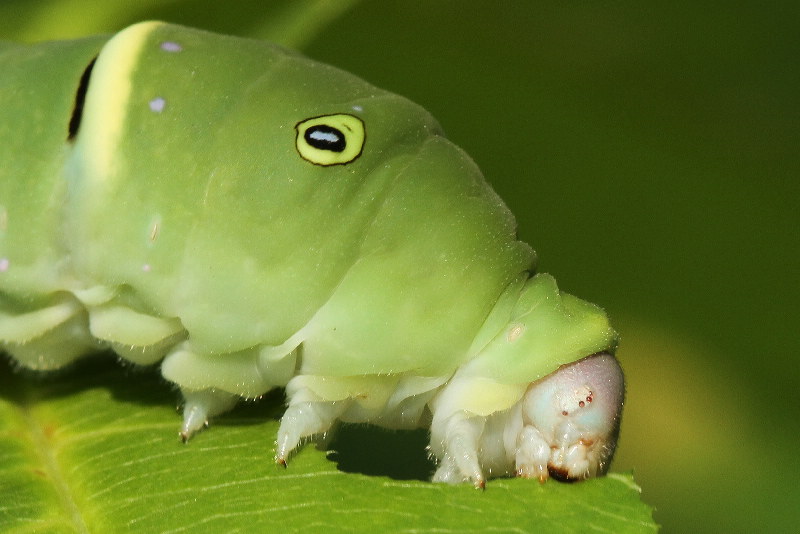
67,56,97,141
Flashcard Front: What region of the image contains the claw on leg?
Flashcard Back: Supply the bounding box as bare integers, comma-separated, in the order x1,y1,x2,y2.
514,425,551,482
275,399,348,466
431,412,486,488
179,389,238,441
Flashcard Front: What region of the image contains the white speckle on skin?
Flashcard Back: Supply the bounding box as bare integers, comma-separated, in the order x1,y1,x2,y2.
0,258,8,272
146,215,162,248
507,323,525,343
142,264,152,272
160,41,182,52
351,105,363,112
149,220,160,242
149,97,166,113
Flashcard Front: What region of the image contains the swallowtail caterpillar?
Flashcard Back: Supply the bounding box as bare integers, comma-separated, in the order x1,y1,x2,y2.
0,22,624,487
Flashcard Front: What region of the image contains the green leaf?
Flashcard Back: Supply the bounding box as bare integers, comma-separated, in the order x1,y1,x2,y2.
0,357,656,533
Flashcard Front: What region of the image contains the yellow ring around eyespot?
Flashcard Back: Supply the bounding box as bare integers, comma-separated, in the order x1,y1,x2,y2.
295,114,365,166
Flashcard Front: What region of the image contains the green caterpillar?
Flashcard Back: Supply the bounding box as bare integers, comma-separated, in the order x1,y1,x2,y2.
0,22,624,487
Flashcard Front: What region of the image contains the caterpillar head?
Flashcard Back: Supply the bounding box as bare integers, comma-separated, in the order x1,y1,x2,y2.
430,274,622,486
518,352,624,481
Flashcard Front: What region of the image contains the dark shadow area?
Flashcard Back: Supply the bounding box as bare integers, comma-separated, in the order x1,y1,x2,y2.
327,423,435,481
214,387,286,425
0,352,285,428
3,353,437,480
1,351,172,407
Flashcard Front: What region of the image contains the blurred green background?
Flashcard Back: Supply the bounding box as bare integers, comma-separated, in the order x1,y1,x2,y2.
1,1,796,532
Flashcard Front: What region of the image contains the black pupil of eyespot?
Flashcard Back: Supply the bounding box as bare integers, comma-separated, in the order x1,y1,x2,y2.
305,125,346,153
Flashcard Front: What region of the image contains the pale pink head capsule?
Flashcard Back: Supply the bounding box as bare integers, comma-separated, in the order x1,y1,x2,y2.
518,353,625,481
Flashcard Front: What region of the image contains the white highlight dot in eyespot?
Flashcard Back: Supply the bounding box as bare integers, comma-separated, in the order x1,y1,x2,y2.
160,41,182,52
149,97,166,113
